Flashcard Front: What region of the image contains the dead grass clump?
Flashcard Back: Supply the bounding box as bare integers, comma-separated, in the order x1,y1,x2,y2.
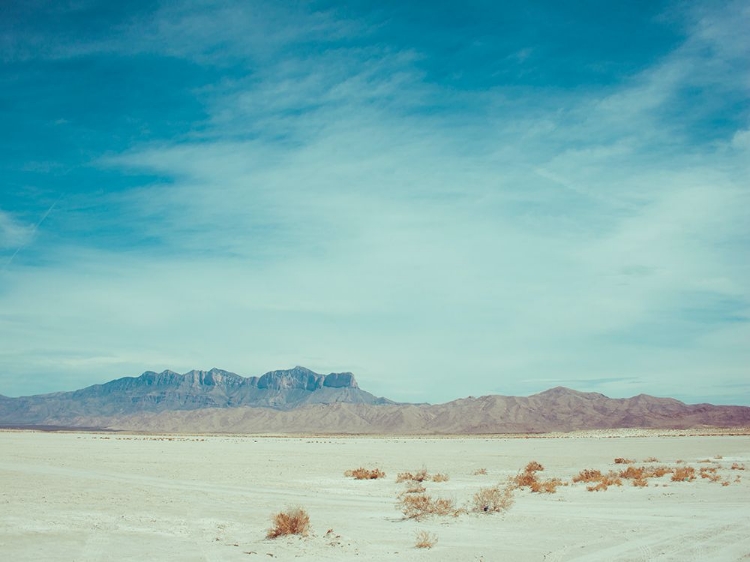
399,494,460,520
473,468,488,475
414,530,438,549
431,473,450,483
397,469,429,483
472,481,515,513
344,467,386,480
614,458,635,464
530,478,564,494
731,463,746,470
573,469,622,491
525,461,544,473
573,469,603,483
671,466,696,482
267,508,310,539
644,457,659,463
700,467,722,483
618,465,674,487
513,461,545,488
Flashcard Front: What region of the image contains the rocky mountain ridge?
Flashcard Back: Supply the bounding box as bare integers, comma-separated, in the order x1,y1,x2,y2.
1,369,749,433
0,366,390,425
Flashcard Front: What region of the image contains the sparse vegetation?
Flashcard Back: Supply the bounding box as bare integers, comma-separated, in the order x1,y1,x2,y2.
472,480,515,513
345,467,386,480
401,483,427,495
473,468,488,475
671,466,696,482
267,507,310,539
397,469,429,483
572,469,623,491
644,457,659,463
414,530,438,549
614,458,635,464
398,493,461,520
530,477,564,493
431,473,450,482
731,463,746,470
513,461,544,488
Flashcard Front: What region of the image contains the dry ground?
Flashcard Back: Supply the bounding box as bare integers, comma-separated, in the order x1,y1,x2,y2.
1,430,749,561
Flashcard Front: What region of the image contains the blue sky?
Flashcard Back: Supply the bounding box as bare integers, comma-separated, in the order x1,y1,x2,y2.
1,0,748,405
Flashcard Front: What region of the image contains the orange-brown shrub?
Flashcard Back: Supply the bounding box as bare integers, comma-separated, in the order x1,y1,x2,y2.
671,466,696,482
398,494,460,520
530,478,563,494
525,461,544,473
431,473,450,482
513,461,545,488
345,467,386,480
414,530,437,549
573,469,603,483
731,463,746,470
614,458,635,464
473,468,488,475
267,508,310,538
472,481,515,513
573,469,622,491
397,469,429,483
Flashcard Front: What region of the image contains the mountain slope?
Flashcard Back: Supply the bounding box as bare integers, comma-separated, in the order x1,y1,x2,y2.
0,366,391,425
84,389,750,434
2,368,749,433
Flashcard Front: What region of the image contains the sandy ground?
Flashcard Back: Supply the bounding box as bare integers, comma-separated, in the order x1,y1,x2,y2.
1,430,749,561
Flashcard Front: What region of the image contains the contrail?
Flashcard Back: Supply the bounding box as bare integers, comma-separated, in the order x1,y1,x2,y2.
3,194,63,270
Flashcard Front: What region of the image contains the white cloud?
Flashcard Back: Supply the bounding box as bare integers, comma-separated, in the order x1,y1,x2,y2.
1,1,748,404
0,210,33,250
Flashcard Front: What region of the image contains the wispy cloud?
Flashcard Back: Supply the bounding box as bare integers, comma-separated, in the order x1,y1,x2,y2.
0,1,748,404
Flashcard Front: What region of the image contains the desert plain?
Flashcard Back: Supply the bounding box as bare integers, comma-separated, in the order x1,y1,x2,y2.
1,429,749,561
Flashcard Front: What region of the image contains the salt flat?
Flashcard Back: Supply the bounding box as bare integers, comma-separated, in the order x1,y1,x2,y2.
1,430,749,561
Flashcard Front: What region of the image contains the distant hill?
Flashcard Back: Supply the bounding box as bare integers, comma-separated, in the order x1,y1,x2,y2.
1,368,749,433
0,366,391,425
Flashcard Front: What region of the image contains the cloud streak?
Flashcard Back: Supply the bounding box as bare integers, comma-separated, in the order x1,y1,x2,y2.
0,0,748,404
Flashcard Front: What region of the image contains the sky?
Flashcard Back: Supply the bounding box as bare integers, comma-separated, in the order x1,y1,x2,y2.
1,0,748,405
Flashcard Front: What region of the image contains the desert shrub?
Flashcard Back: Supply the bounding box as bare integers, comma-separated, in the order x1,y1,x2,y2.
513,461,545,489
644,457,659,463
699,467,722,482
671,466,696,482
731,463,746,470
397,469,429,483
473,468,488,475
345,467,386,480
525,461,544,473
530,478,564,494
414,530,438,549
614,458,635,464
619,466,645,480
472,481,515,513
573,469,622,491
267,507,310,539
572,469,602,483
618,465,674,487
431,473,450,482
399,493,460,520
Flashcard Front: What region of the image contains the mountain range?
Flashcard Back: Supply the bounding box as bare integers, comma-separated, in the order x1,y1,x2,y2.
1,366,749,433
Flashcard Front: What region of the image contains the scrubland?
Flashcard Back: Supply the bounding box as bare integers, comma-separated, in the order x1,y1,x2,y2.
1,430,749,561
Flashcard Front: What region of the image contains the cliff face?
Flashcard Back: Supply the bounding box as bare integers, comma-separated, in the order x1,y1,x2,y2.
0,366,389,425
2,370,750,433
